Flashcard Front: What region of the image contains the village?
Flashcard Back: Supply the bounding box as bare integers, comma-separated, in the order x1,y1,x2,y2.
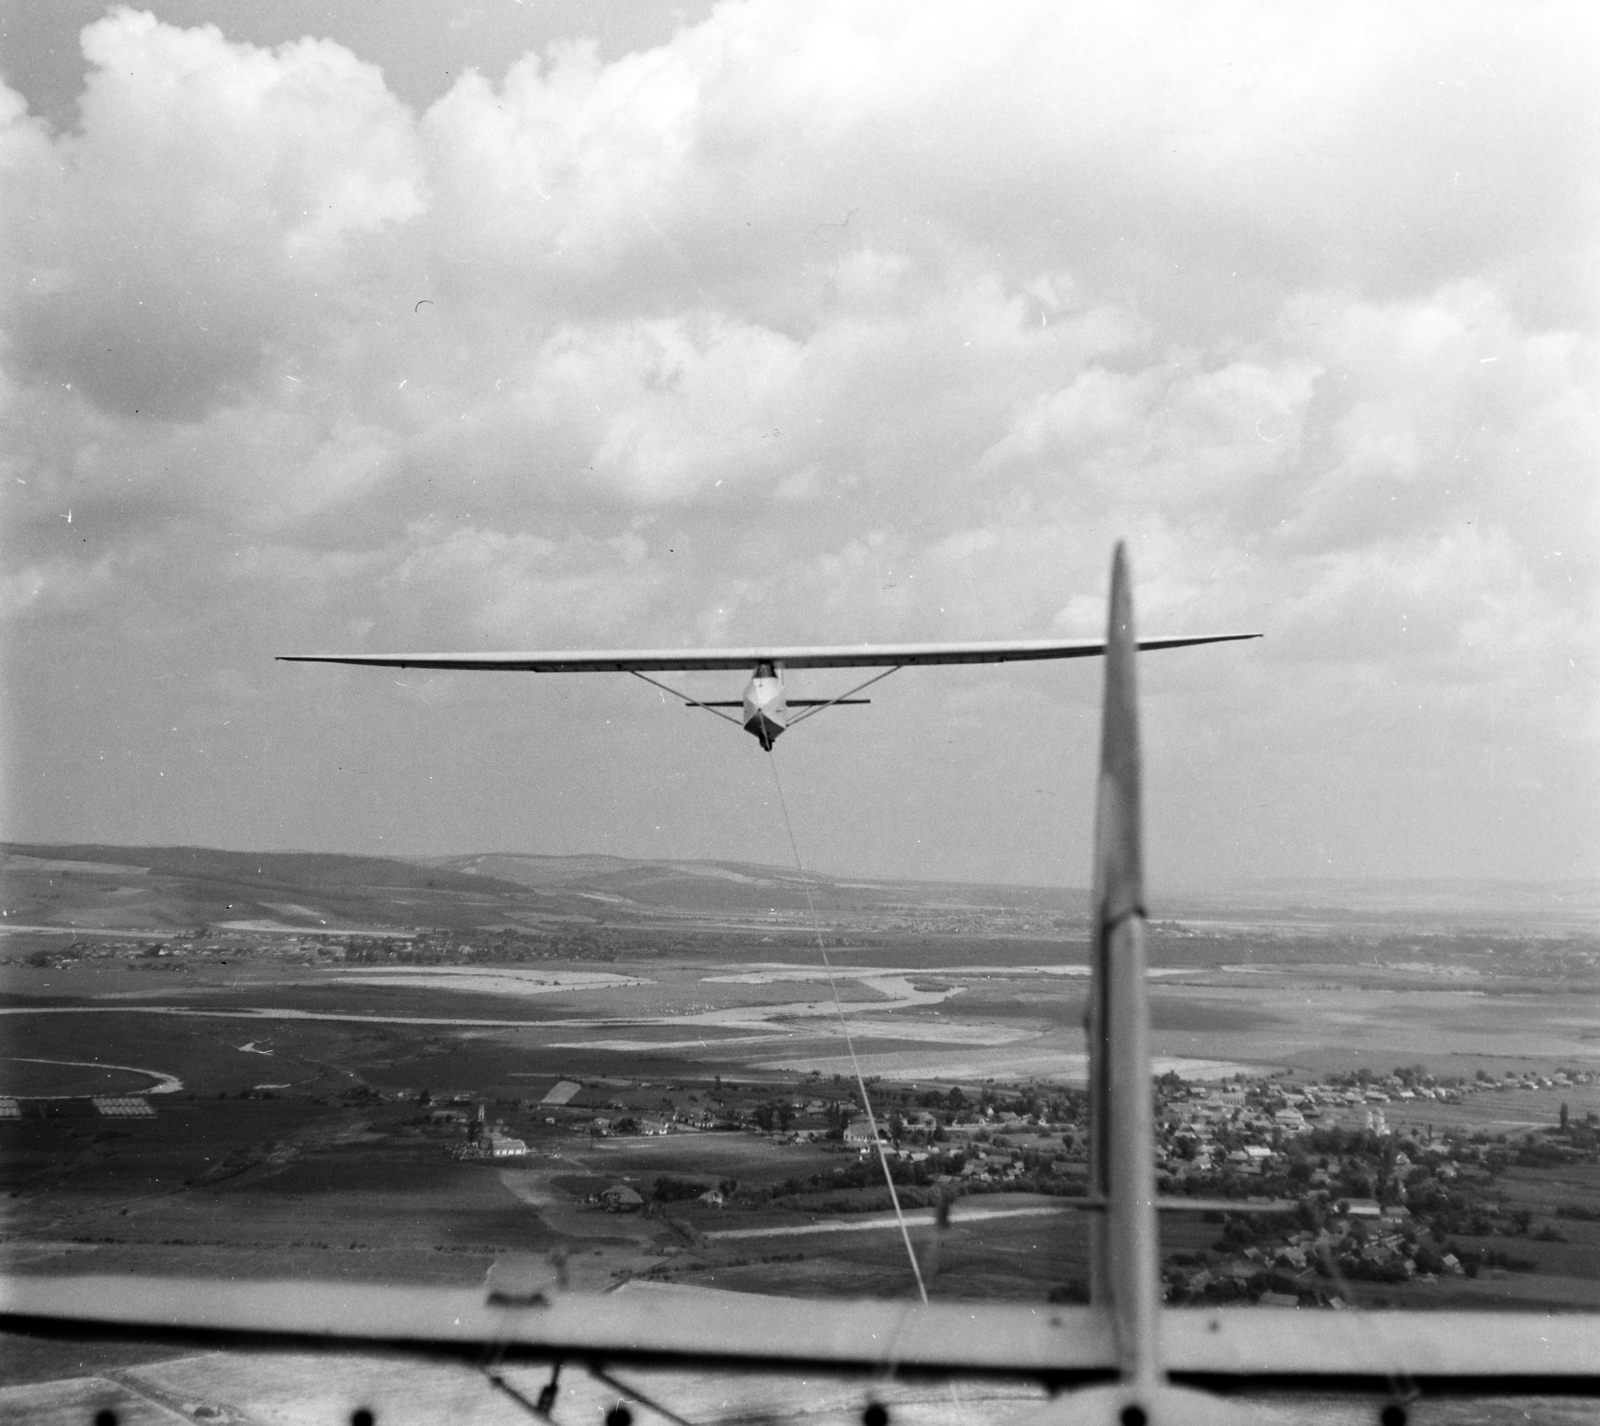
413,1059,1599,1308
11,1030,1592,1314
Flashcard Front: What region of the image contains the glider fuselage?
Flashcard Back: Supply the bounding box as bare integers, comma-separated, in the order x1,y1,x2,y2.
742,662,788,748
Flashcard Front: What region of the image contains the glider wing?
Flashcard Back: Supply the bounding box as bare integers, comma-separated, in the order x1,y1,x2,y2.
276,634,1258,673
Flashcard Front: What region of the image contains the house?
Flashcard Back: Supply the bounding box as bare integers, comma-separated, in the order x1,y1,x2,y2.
92,1097,155,1118
601,1185,644,1212
843,1118,882,1145
452,1133,527,1160
697,1188,725,1208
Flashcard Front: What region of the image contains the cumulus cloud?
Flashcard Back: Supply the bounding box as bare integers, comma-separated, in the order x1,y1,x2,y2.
6,10,422,420
1,2,1594,881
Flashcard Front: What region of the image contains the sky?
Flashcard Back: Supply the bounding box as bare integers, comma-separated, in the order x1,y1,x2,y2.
1,2,1595,893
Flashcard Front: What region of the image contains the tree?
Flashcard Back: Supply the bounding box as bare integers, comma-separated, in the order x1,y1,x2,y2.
1560,1102,1570,1132
1213,1216,1257,1253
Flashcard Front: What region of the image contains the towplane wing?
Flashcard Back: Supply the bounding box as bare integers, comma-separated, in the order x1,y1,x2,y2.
6,550,1598,1421
4,1275,1599,1394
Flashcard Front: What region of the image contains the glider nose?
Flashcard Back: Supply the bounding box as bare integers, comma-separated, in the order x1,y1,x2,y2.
744,711,785,749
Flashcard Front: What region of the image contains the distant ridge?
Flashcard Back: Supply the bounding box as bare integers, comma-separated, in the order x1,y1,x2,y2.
3,845,1593,936
0,843,1089,936
0,843,531,936
1188,876,1600,922
417,850,1087,906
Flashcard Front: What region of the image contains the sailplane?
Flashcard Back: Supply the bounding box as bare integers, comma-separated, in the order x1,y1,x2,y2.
4,547,1597,1424
276,623,1257,750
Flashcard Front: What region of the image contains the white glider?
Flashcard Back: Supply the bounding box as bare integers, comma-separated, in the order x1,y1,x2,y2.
278,632,1260,749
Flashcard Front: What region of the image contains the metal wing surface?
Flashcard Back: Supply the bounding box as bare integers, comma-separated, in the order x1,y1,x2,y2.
276,634,1258,673
5,1276,1600,1395
0,1276,1111,1378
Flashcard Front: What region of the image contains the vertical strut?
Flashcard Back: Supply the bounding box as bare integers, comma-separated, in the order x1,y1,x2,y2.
1085,543,1160,1392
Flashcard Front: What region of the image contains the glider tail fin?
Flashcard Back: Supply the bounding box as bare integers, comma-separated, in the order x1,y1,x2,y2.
1086,542,1161,1391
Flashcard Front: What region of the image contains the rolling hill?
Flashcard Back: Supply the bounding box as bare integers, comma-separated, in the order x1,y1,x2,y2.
0,843,1087,938
2,844,1592,941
